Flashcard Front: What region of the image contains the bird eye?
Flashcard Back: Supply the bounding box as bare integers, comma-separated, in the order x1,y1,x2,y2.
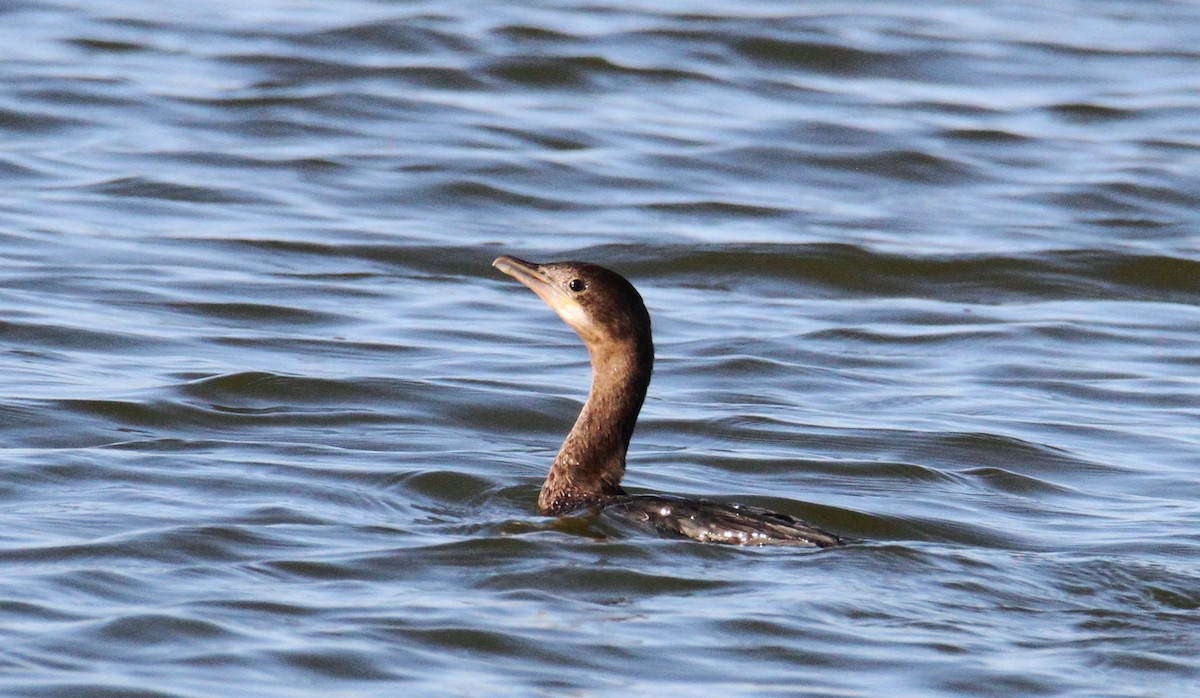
568,278,586,293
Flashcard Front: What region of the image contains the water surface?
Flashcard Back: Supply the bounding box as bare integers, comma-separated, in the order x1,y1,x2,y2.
2,1,1199,696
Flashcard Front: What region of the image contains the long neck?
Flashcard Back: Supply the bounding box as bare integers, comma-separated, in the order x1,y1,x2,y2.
538,337,653,514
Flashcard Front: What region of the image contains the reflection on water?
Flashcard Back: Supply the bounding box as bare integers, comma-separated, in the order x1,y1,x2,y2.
1,1,1198,696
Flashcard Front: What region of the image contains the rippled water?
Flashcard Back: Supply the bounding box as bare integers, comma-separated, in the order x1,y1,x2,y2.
2,1,1199,696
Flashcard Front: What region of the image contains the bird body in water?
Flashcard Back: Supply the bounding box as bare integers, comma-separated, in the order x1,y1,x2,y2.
493,255,843,548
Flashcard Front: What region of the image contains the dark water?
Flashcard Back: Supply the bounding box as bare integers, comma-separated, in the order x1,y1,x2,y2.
2,1,1199,695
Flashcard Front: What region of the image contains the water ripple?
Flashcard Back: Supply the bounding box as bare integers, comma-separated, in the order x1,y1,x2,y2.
2,1,1199,696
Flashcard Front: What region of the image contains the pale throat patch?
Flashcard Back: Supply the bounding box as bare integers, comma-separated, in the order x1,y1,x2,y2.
552,297,591,330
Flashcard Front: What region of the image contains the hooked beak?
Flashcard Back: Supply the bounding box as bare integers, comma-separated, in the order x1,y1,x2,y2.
493,256,560,307
493,255,590,333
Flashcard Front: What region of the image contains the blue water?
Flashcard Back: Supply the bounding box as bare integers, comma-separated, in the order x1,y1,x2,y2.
1,1,1198,696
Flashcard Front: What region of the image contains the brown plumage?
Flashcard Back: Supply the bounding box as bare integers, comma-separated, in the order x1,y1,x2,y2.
493,255,843,548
